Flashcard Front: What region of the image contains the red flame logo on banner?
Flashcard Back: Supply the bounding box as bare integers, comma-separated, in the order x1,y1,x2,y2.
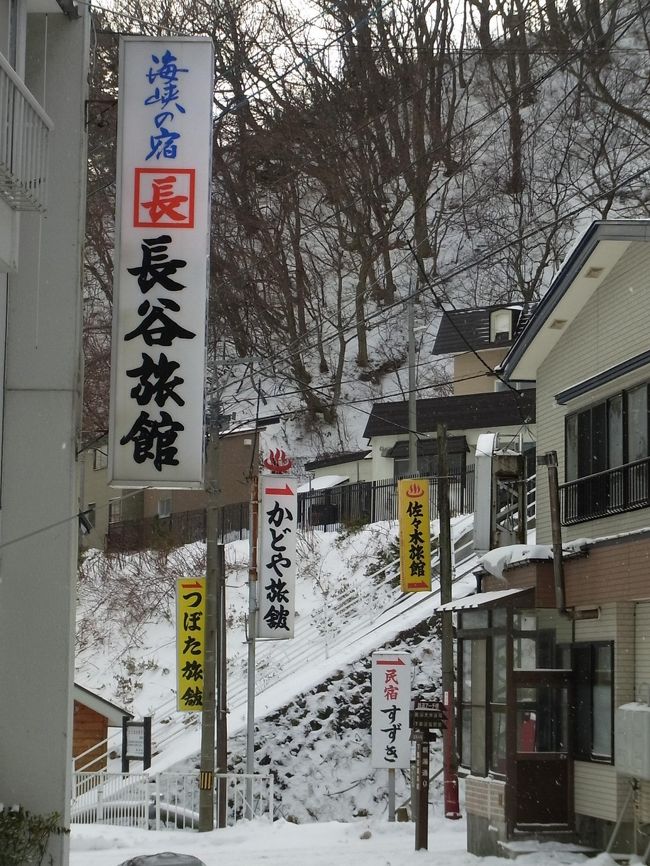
406,481,424,498
263,448,293,474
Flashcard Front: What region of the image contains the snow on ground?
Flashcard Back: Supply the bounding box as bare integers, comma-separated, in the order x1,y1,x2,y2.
69,812,609,866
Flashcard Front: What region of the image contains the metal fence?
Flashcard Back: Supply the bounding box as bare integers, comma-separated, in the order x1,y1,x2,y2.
298,468,475,531
106,469,476,552
71,771,274,830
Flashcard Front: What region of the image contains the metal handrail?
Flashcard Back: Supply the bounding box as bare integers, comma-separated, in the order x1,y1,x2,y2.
0,52,54,129
0,50,53,212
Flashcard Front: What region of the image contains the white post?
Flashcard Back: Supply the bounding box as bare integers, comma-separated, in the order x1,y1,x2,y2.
155,777,161,831
388,768,396,822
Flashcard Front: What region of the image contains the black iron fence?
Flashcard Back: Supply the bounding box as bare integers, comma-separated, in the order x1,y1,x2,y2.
560,456,650,525
298,469,474,531
105,469,475,553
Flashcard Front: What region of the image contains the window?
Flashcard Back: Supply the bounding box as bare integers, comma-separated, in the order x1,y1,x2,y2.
93,448,108,470
86,502,96,529
108,498,122,524
490,309,514,343
393,451,465,480
158,496,172,518
516,686,568,753
458,608,506,777
573,642,613,761
460,638,487,775
564,383,650,521
490,635,507,774
566,385,648,479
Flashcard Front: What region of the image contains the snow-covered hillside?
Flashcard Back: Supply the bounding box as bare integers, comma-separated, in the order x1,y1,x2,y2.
76,518,478,820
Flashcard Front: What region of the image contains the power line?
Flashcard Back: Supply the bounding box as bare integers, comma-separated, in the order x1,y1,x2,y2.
209,0,646,393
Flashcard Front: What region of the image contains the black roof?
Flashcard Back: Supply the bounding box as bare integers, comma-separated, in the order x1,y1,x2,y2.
363,389,536,438
304,450,371,471
433,304,537,354
386,436,468,458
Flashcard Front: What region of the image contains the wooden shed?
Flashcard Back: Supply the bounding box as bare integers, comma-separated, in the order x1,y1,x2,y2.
73,684,132,772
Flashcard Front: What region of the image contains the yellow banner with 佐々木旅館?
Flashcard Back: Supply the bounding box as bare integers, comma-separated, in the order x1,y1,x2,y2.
398,478,431,592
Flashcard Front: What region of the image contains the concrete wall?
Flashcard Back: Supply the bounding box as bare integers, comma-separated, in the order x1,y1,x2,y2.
535,241,650,544
0,9,89,865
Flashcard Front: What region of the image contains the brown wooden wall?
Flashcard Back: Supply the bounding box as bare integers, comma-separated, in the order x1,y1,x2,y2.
564,534,650,607
73,701,109,771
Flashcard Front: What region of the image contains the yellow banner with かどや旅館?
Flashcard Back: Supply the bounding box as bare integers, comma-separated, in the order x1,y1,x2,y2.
398,479,431,592
176,577,206,712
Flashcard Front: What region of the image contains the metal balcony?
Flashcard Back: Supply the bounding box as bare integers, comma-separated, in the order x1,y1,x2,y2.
0,52,53,212
560,456,650,525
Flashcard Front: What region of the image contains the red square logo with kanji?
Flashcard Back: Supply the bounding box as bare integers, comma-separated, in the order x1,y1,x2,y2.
133,168,196,228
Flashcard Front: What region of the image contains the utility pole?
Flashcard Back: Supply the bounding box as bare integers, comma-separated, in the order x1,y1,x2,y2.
245,472,259,818
408,290,418,476
199,427,220,831
437,424,461,820
216,541,228,828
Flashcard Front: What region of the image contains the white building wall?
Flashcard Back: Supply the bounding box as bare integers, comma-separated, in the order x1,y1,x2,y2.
0,9,89,866
535,241,650,544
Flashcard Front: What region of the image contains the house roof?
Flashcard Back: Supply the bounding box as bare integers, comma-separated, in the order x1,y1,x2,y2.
386,436,468,458
304,450,371,471
436,587,534,612
73,683,133,725
499,220,650,381
433,303,537,354
363,389,536,439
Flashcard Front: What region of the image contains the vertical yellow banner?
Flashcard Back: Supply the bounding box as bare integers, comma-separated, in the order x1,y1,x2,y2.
398,479,431,592
176,577,206,712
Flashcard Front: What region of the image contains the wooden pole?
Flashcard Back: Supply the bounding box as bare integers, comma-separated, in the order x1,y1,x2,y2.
216,541,228,828
437,424,461,820
199,430,219,830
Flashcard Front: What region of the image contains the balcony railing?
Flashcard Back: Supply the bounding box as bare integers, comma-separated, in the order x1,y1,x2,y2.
0,52,53,212
560,456,650,525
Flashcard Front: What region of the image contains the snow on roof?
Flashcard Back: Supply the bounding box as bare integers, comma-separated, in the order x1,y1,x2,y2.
480,544,554,579
297,474,349,493
436,588,531,611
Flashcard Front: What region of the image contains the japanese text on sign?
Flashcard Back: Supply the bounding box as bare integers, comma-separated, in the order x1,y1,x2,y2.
109,37,213,488
398,479,432,592
258,477,298,639
176,577,206,712
371,652,412,768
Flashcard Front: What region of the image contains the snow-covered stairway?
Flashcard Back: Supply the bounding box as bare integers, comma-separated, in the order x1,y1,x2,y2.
144,514,481,772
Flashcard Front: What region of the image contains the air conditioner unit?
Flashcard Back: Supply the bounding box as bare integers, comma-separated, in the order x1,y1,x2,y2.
615,703,650,779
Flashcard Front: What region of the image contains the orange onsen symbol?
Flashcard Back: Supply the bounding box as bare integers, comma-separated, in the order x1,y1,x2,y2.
263,448,293,474
406,482,424,498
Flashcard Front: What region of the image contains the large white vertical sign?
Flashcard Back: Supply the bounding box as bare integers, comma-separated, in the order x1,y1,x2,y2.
109,38,213,488
371,651,412,768
257,475,298,639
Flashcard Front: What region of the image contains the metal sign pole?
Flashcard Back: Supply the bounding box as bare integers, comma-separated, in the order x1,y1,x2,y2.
388,768,396,822
245,474,259,819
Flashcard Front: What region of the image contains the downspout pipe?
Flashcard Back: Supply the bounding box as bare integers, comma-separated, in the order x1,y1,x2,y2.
538,451,566,612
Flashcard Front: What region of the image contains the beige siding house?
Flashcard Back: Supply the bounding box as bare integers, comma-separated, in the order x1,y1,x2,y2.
455,221,650,857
